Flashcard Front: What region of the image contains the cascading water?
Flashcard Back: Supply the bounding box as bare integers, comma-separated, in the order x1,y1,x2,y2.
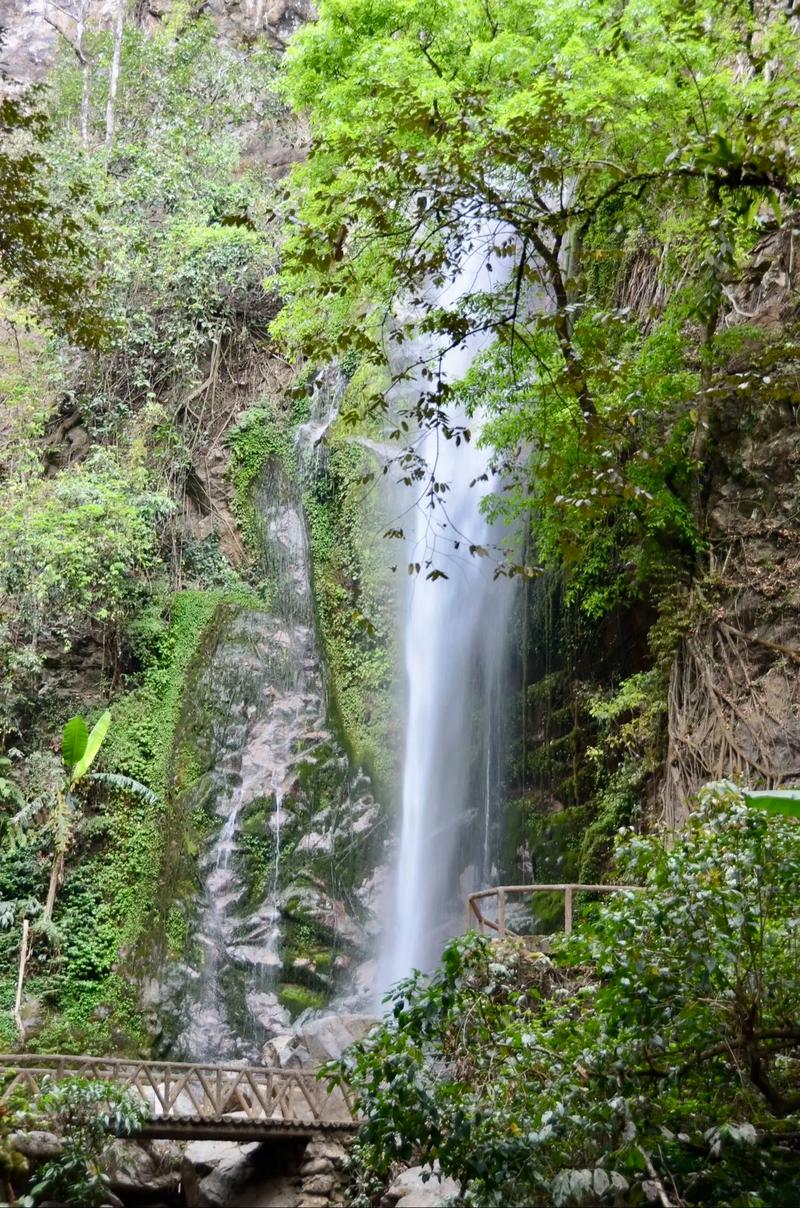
157,406,385,1059
384,237,517,986
163,475,321,1060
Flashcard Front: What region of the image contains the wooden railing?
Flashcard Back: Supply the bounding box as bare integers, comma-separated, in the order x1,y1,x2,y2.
0,1054,357,1138
466,883,640,938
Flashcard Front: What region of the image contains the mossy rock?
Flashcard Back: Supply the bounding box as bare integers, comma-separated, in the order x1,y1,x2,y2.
278,983,326,1018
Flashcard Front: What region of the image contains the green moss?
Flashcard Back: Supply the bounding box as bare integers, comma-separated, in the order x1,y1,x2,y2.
234,830,276,912
227,399,309,554
277,982,326,1018
303,428,400,796
5,589,262,1056
165,906,189,959
578,768,639,884
105,589,254,797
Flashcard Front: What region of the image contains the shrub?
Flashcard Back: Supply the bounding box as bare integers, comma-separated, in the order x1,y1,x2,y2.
333,784,800,1206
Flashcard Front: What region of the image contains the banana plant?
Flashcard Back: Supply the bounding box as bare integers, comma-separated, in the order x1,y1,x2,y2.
14,711,157,1042
42,710,112,922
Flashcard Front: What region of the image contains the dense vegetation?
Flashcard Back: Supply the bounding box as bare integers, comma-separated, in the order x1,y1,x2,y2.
0,12,291,1049
335,785,800,1206
279,0,800,605
276,0,800,879
0,3,400,1051
1,2,799,1203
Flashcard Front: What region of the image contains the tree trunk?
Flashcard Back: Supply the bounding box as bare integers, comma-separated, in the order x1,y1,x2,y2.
77,0,90,147
14,918,31,1044
105,0,125,148
43,850,64,925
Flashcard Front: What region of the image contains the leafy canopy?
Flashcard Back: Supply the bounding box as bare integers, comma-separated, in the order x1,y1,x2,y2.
277,0,800,607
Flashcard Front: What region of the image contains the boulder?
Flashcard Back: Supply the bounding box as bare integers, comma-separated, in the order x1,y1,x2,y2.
266,1013,378,1070
105,1138,182,1196
385,1165,461,1206
302,1173,336,1195
9,1130,62,1161
182,1141,260,1208
300,1013,378,1064
302,1136,349,1167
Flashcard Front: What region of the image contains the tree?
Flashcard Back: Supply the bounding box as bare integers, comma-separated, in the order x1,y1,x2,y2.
331,783,800,1206
104,0,125,147
0,93,106,344
18,1075,143,1207
275,0,800,606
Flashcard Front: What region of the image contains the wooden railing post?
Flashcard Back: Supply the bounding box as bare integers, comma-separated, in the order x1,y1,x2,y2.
497,888,506,938
564,886,573,935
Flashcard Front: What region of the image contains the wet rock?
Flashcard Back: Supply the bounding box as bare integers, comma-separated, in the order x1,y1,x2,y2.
303,1173,336,1195
182,1140,260,1207
17,997,45,1038
247,989,292,1037
105,1139,182,1197
10,1130,62,1161
303,1137,349,1166
280,883,366,950
263,1013,378,1069
384,1165,461,1207
299,1157,335,1177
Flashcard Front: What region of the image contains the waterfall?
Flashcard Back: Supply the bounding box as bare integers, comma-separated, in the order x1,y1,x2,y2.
383,235,516,986
159,414,384,1059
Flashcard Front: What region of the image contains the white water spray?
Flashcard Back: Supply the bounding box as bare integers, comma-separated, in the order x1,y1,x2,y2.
384,236,516,986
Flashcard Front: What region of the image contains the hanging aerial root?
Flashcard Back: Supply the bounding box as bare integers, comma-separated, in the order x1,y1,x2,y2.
663,617,800,825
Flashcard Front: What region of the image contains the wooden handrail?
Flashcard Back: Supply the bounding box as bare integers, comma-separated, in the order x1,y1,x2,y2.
466,883,641,937
0,1055,358,1135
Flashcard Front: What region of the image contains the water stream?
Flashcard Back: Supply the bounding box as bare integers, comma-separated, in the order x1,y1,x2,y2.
158,447,382,1060
383,237,517,986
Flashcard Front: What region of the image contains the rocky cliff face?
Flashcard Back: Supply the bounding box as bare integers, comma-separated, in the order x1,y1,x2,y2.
0,0,314,87
663,221,800,822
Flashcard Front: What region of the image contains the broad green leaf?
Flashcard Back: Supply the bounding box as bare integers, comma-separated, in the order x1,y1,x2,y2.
61,716,88,768
87,772,159,807
70,710,111,783
741,789,800,819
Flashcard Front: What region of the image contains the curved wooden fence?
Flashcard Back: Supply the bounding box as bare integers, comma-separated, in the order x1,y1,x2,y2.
466,883,640,937
0,1054,357,1140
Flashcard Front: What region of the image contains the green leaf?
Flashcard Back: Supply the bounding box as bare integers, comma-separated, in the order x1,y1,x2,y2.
741,789,800,818
61,716,88,768
70,710,112,783
86,772,159,807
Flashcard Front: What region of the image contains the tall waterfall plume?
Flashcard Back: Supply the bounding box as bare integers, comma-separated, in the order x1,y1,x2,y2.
384,235,517,987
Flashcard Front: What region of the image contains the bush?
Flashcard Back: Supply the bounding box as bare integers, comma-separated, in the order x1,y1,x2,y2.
0,451,170,649
333,784,800,1206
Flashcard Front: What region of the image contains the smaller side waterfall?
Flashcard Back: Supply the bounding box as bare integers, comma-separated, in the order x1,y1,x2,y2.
157,445,384,1060
384,237,517,986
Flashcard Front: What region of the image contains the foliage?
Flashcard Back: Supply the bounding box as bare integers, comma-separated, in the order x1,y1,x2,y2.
0,450,170,656
0,95,106,344
302,424,400,789
742,787,800,819
105,589,250,797
277,0,800,611
332,784,800,1206
19,1075,143,1207
43,12,280,444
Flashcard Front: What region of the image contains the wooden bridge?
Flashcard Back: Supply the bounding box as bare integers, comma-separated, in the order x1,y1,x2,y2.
0,1054,357,1141
467,882,640,937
